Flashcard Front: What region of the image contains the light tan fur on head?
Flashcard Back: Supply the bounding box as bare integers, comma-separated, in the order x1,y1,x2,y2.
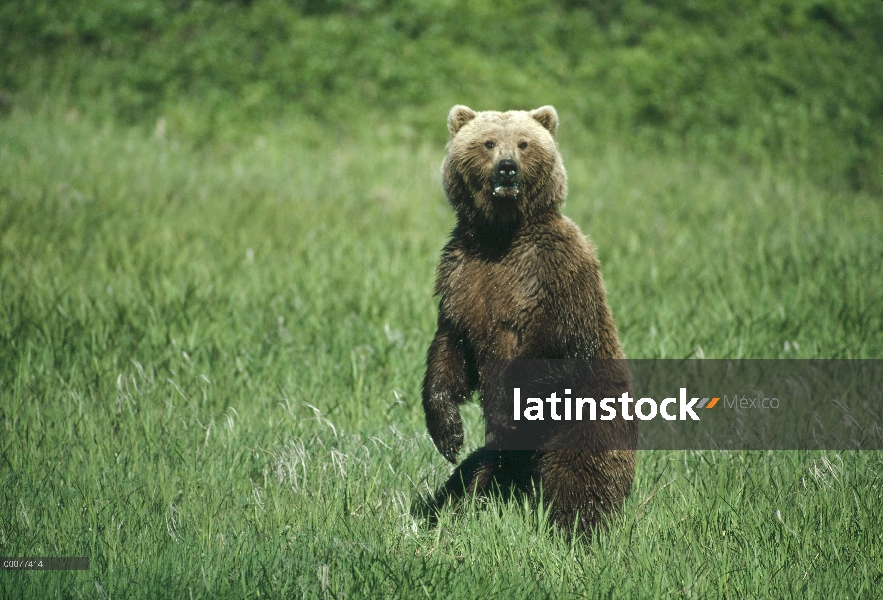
529,105,558,136
447,105,477,137
442,106,568,228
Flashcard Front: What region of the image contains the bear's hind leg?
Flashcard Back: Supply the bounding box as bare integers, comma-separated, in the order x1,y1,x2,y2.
432,446,498,509
534,449,635,539
414,448,535,525
414,447,500,526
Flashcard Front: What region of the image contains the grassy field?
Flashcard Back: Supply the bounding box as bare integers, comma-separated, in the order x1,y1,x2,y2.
1,105,881,597
4,1,883,192
0,98,883,598
3,3,882,597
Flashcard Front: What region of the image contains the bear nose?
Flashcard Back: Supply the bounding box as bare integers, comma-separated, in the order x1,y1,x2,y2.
496,159,519,182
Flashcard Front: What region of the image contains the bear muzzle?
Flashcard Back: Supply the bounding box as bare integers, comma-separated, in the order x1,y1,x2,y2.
492,158,521,198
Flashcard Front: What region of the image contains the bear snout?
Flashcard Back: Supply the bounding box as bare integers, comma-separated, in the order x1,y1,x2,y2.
492,158,521,198
496,159,519,183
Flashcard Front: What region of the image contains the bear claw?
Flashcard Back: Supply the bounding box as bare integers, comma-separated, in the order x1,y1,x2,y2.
432,428,462,464
440,442,461,464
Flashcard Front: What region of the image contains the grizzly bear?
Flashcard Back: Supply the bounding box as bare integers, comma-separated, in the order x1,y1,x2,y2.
421,105,637,538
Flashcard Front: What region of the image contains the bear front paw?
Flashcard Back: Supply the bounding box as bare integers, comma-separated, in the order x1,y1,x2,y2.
428,410,463,464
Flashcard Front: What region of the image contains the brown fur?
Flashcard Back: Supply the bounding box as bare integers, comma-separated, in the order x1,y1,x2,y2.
421,105,637,538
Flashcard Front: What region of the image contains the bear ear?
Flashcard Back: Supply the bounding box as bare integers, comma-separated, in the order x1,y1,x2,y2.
529,105,558,136
447,105,477,137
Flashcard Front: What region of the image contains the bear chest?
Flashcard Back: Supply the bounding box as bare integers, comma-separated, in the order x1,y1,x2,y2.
440,251,545,357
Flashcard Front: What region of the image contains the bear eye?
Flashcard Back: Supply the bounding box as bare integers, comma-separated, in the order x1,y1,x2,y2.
484,140,496,150
518,142,528,150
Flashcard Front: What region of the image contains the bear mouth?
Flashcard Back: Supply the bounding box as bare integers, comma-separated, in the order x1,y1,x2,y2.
492,183,520,198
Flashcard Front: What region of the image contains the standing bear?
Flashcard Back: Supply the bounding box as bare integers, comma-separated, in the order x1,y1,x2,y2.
422,105,637,538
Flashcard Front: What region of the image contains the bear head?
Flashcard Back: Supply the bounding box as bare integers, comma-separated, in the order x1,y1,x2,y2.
442,105,567,230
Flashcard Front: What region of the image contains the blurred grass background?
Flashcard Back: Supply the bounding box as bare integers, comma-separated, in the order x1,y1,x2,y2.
1,1,882,598
2,0,882,191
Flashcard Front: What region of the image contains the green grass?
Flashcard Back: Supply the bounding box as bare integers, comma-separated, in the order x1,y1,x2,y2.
1,106,882,597
4,0,883,192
